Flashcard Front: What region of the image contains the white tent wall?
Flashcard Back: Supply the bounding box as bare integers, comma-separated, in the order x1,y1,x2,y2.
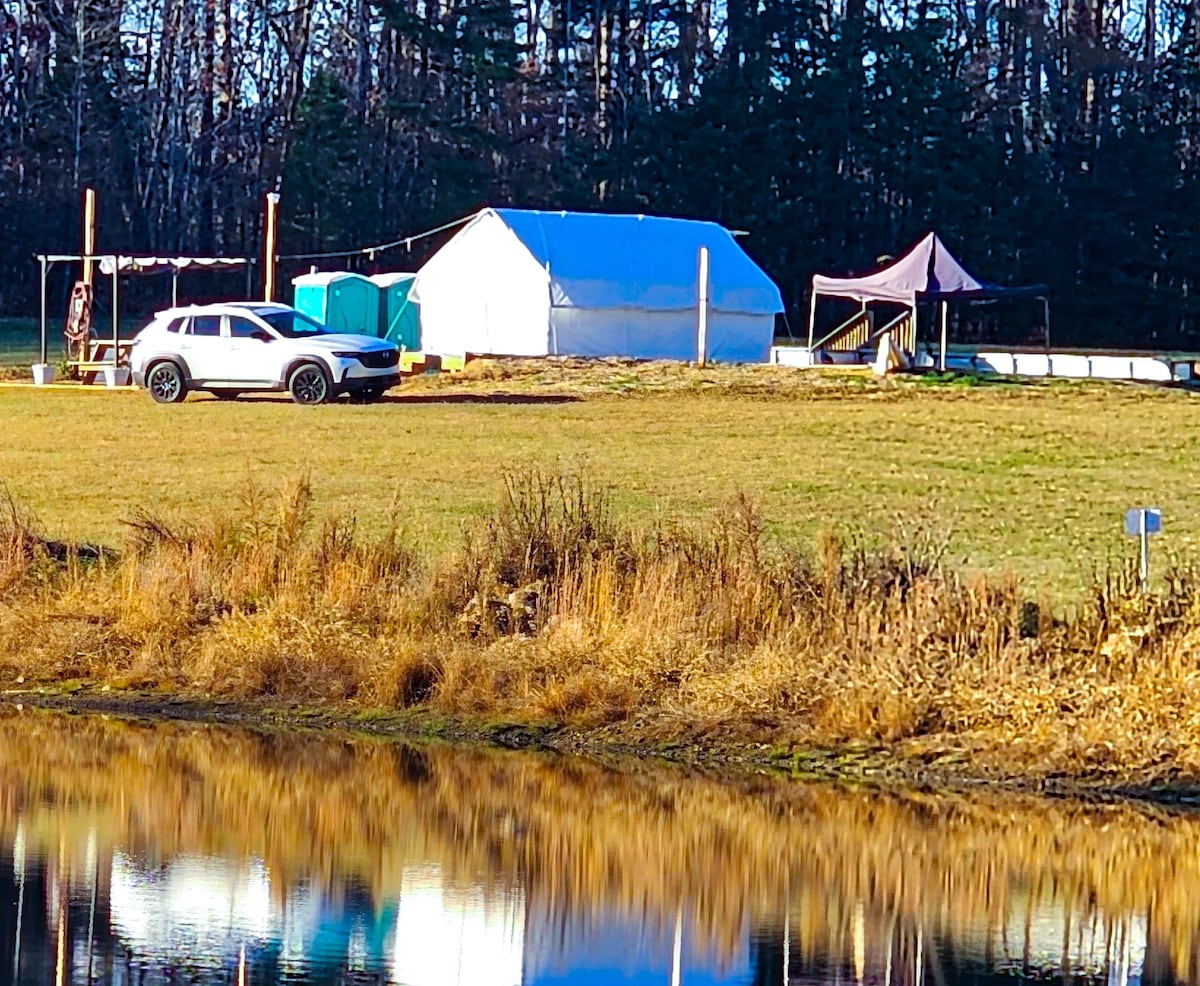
412,208,783,361
551,307,773,362
413,210,551,356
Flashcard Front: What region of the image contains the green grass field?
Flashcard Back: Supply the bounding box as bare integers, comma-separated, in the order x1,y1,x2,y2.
1,362,1197,593
0,318,40,367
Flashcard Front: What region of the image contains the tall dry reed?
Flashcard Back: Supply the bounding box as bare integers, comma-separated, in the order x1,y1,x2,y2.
2,467,1200,782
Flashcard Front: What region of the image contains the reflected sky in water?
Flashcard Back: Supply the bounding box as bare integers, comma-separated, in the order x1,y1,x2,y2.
0,707,1192,984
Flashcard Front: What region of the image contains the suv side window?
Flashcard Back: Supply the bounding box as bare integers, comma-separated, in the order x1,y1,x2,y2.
190,315,221,337
228,316,262,339
165,316,185,333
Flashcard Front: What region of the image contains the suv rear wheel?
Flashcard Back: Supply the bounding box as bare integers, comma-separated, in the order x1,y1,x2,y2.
146,361,187,404
288,362,331,405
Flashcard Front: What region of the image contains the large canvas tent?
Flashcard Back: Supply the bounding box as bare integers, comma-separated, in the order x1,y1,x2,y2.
808,233,1048,368
412,208,783,362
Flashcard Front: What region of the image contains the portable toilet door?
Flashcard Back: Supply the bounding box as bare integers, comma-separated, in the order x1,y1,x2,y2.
291,272,380,336
369,272,420,350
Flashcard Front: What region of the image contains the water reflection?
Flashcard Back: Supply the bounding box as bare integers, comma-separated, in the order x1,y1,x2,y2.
0,707,1194,983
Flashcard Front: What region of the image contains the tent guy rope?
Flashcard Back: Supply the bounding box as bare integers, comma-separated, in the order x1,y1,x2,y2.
277,214,475,262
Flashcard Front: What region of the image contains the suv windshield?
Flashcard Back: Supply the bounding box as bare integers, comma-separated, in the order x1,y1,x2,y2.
259,309,329,338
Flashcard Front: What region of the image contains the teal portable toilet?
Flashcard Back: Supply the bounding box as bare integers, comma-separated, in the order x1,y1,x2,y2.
370,272,420,350
291,271,380,336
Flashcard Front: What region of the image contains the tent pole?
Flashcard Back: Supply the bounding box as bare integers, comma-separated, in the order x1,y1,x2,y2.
172,267,179,307
39,256,48,366
807,290,818,352
112,261,119,371
938,300,948,372
697,246,710,366
546,261,557,355
1043,297,1051,351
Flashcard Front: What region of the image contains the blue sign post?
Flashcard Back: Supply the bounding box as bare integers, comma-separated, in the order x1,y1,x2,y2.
1125,507,1163,592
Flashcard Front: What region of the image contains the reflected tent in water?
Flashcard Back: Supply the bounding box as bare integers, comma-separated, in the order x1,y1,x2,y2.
0,707,1191,984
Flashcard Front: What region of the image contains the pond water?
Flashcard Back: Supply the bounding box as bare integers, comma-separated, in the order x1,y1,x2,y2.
0,707,1195,985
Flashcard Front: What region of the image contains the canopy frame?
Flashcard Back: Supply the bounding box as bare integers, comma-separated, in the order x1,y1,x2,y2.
807,234,1050,369
35,253,251,373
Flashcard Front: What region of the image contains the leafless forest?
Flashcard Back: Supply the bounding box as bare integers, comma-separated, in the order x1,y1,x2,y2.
0,0,1195,343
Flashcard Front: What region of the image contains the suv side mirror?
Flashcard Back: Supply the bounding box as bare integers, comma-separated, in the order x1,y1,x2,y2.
251,330,271,342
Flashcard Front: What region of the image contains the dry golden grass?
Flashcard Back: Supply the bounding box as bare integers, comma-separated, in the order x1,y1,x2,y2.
4,363,1200,593
4,466,1200,787
5,710,1200,980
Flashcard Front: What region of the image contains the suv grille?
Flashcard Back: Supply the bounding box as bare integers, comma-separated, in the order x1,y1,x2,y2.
358,349,399,369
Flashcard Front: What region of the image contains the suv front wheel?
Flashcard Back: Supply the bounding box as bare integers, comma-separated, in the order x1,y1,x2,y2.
288,362,332,405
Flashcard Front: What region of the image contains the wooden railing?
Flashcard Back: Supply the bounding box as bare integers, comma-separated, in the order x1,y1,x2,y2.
812,310,872,353
871,310,915,356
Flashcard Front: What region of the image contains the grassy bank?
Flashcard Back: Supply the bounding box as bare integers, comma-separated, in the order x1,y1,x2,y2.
4,467,1200,793
4,364,1200,592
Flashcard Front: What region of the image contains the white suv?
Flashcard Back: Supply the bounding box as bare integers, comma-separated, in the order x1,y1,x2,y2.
129,302,402,404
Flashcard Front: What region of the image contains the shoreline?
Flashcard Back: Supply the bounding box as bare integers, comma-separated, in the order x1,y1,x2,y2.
6,464,1200,804
12,687,1200,808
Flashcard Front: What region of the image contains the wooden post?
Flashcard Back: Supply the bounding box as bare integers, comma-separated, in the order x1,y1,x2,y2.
263,192,280,301
81,188,96,287
697,246,710,366
938,300,948,372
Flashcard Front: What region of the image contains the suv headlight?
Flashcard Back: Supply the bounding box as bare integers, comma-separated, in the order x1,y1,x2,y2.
330,351,360,359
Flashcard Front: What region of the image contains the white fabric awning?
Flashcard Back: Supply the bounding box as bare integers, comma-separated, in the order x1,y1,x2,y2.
98,256,249,275
812,233,1045,304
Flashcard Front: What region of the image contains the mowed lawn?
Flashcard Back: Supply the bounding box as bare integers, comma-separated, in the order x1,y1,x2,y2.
2,374,1198,593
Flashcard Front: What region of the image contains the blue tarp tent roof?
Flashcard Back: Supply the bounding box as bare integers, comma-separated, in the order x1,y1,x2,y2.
492,209,784,315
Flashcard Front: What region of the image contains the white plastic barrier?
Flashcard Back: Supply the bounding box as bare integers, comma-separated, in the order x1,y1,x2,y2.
770,346,813,368
1013,353,1051,376
1128,357,1173,382
1087,356,1136,379
1047,354,1091,378
976,352,1015,375
771,343,1186,384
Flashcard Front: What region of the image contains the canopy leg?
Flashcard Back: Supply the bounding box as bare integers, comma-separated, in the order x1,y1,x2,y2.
39,257,48,366
939,301,948,372
807,290,818,352
112,264,119,370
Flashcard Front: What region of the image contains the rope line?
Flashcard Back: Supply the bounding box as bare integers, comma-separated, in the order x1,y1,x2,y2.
277,213,474,262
